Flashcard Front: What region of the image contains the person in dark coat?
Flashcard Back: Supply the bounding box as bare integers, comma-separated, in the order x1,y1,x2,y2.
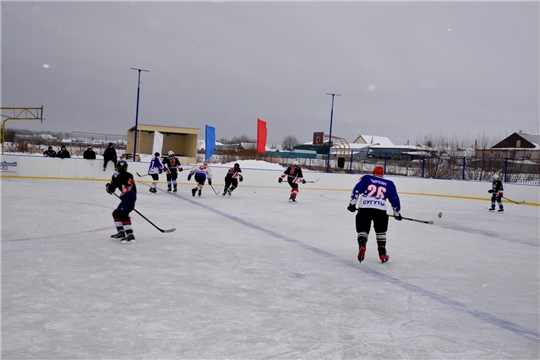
83,145,96,160
57,145,70,159
43,146,56,157
103,142,118,171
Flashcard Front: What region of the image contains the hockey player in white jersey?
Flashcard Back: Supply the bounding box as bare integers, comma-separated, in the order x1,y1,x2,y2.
187,162,213,197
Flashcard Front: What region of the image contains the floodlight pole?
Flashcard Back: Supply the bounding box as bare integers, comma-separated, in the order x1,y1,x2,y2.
130,67,149,162
325,92,341,173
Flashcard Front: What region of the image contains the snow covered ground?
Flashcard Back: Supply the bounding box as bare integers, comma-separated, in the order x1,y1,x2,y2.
2,177,539,359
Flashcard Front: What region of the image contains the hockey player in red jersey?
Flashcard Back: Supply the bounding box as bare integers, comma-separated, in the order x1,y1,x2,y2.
488,174,504,212
163,151,183,192
223,163,243,196
187,162,213,197
278,161,306,203
106,160,137,244
347,165,402,263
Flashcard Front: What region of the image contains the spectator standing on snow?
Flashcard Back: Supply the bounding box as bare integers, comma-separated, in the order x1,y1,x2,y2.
57,145,70,159
103,142,117,171
83,146,96,160
43,146,56,157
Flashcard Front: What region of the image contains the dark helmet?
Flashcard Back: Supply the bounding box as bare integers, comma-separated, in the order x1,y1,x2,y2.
108,142,113,146
117,160,128,173
154,152,160,157
234,163,240,168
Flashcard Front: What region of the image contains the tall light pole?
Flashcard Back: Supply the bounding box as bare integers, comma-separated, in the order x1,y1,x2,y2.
326,92,341,173
130,67,149,162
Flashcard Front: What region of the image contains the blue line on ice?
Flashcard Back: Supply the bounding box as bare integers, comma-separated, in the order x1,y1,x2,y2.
178,194,540,343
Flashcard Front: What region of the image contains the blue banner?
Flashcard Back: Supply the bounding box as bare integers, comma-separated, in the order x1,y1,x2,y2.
205,125,216,160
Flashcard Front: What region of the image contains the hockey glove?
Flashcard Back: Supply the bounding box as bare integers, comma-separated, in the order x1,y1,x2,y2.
159,168,163,174
178,167,183,172
347,204,357,213
302,179,306,184
239,177,243,182
187,173,192,181
278,178,283,183
488,189,493,193
105,183,112,194
208,180,212,186
496,191,503,198
393,208,402,221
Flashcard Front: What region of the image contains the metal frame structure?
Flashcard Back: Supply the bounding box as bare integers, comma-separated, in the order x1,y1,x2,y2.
1,107,43,154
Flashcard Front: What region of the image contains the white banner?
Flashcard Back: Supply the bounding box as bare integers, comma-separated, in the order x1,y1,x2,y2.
152,131,164,156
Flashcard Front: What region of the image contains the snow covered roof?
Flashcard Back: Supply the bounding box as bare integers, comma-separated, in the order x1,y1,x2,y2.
352,135,394,147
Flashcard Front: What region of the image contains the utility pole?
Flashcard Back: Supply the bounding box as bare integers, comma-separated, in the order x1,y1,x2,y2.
325,92,341,173
130,67,149,161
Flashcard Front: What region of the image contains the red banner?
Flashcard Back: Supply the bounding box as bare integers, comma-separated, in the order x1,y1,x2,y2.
257,118,267,153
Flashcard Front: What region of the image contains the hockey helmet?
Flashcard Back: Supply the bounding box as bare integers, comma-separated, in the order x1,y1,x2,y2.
373,165,384,177
117,160,128,173
492,174,499,181
154,152,160,157
234,162,240,168
168,151,174,156
108,142,113,147
293,161,299,166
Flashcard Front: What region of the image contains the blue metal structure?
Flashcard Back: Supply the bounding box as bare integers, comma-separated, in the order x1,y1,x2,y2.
130,67,149,162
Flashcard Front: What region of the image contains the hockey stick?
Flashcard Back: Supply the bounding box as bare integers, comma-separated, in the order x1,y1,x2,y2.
209,183,219,195
304,177,320,184
502,196,525,204
388,212,443,225
136,172,150,177
112,192,176,233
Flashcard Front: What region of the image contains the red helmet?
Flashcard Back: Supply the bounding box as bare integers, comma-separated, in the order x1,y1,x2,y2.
373,165,384,177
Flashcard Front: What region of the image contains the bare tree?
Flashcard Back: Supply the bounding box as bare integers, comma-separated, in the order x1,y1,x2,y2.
282,135,298,150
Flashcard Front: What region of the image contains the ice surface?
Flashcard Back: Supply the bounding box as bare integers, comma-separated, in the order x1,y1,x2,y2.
2,177,539,359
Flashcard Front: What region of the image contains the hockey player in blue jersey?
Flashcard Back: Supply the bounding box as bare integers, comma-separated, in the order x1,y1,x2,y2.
148,152,164,193
347,165,402,263
106,160,137,244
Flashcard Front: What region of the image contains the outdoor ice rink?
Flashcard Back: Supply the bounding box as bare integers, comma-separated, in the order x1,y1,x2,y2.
2,177,539,359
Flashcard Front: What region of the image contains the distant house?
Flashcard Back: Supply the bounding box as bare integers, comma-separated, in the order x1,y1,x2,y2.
475,131,540,160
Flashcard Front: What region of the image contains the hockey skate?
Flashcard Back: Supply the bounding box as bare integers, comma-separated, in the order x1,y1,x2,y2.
121,234,136,244
191,188,197,197
498,208,504,212
489,206,495,211
379,254,390,263
111,231,126,240
223,190,228,196
198,190,202,197
149,188,157,193
227,189,233,196
289,195,297,203
357,246,366,263
173,188,177,193
167,187,172,192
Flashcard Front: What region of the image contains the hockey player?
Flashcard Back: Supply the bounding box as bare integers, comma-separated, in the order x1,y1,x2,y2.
187,162,213,197
223,163,243,196
163,151,183,192
106,160,137,244
488,174,504,212
347,165,402,263
148,152,164,193
278,161,306,202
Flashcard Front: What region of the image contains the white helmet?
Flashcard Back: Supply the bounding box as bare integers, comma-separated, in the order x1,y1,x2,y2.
168,151,174,156
293,161,299,166
492,174,499,181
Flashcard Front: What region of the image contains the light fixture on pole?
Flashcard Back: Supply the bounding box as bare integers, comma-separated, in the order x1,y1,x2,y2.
130,67,149,162
325,92,341,173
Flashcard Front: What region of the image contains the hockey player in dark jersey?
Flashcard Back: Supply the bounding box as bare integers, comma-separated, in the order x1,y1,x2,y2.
488,174,504,212
163,151,183,192
106,160,138,244
278,161,306,202
223,163,243,196
347,165,402,263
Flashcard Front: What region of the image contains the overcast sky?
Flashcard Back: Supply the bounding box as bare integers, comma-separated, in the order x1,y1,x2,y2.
2,1,538,145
